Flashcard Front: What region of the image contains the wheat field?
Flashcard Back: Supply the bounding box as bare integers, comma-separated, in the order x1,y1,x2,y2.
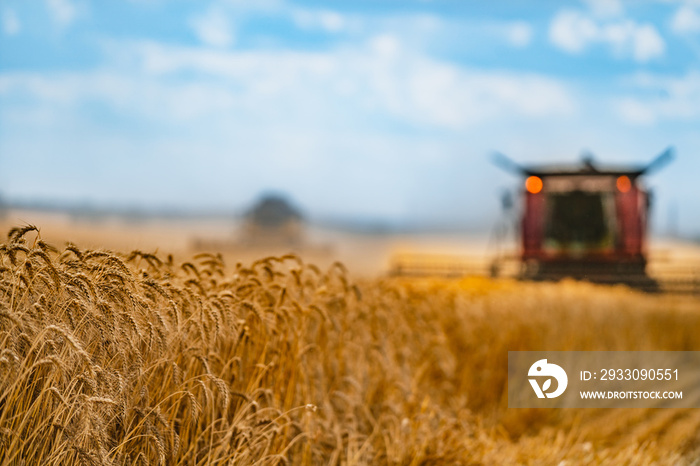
0,225,699,465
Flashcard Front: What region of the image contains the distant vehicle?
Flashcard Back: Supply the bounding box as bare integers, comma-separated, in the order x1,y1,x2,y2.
239,194,304,247
494,148,674,289
191,193,332,256
390,147,699,292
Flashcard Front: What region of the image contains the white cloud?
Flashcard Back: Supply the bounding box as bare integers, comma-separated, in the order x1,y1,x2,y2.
506,21,534,48
549,10,665,62
402,65,574,128
222,0,284,13
0,39,576,133
369,34,401,56
615,98,657,125
615,71,700,125
657,0,700,7
45,0,77,27
132,41,575,129
1,9,20,35
190,8,235,48
319,11,344,32
671,5,700,34
583,0,624,18
292,9,346,33
631,25,665,61
550,10,598,53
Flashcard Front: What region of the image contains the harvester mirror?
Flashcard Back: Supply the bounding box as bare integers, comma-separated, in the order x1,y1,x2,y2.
500,190,513,212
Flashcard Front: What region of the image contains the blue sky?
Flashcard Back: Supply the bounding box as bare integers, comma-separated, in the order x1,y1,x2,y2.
1,0,700,235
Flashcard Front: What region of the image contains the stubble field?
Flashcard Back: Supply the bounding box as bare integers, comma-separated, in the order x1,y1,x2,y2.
1,225,699,464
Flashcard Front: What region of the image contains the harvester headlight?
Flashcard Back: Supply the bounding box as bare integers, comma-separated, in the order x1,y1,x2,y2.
525,176,543,194
616,175,632,193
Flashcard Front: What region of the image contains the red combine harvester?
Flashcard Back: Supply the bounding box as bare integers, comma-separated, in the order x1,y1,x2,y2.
494,148,674,290
390,147,699,293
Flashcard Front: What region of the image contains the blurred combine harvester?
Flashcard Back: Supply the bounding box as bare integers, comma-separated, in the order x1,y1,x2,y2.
192,193,330,255
492,148,674,290
239,194,304,247
392,148,699,293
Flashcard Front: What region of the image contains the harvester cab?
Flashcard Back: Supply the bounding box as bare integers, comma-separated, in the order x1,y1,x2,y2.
494,148,674,289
